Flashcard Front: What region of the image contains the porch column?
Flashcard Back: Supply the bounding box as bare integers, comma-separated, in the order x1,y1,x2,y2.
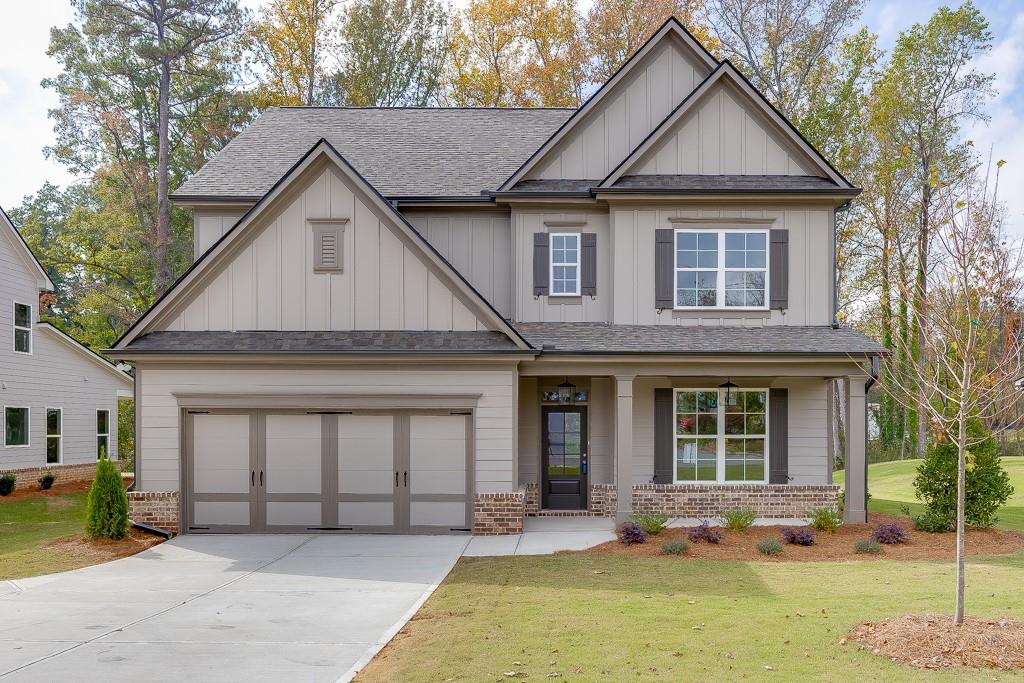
843,376,868,523
614,374,635,524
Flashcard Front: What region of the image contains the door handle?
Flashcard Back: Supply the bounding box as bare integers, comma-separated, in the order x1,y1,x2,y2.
395,471,399,487
251,470,255,487
259,470,263,486
404,471,408,487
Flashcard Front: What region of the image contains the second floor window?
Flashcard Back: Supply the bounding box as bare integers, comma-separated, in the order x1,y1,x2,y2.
550,233,580,295
675,230,768,309
13,302,31,354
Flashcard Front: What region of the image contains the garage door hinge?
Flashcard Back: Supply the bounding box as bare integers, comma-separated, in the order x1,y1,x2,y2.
189,526,211,531
187,410,210,415
450,411,472,416
306,411,353,415
449,527,472,532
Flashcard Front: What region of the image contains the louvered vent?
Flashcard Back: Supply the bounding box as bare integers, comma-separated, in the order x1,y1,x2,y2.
308,218,348,273
319,231,338,269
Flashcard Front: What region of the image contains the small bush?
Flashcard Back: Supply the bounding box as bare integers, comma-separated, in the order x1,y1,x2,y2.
86,453,129,540
871,523,908,545
910,507,951,533
618,521,647,545
0,474,15,496
661,539,689,555
855,538,881,554
782,527,816,546
38,472,56,490
757,539,783,556
721,508,756,531
632,512,669,536
808,506,842,533
687,521,724,544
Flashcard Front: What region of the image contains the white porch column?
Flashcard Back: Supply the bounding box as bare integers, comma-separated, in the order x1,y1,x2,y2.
614,374,635,524
843,376,868,523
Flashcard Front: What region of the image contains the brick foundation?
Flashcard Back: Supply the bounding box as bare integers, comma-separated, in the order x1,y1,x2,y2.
589,484,618,517
0,462,102,489
631,484,839,519
127,491,180,535
473,492,525,535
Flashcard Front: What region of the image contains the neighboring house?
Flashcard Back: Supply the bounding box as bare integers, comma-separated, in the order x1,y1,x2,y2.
0,208,133,482
109,18,884,536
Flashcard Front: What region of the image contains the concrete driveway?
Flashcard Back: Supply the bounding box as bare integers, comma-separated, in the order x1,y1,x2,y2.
0,534,467,682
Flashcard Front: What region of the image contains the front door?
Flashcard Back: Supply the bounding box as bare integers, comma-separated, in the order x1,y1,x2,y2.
541,406,588,510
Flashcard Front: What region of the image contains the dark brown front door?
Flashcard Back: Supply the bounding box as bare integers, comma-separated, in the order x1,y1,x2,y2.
541,406,588,510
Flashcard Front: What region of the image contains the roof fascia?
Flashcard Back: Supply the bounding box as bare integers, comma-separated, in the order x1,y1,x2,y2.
0,206,54,291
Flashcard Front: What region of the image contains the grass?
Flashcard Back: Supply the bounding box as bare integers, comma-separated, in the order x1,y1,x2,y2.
0,491,89,579
357,553,1024,682
834,456,1024,531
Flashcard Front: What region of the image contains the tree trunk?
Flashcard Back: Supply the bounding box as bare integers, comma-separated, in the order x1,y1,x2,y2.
156,58,172,294
954,415,967,625
915,180,931,458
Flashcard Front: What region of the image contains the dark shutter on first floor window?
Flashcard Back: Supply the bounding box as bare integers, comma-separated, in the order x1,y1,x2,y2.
769,229,789,310
769,388,789,484
533,232,550,297
581,232,597,296
655,228,674,309
653,387,674,483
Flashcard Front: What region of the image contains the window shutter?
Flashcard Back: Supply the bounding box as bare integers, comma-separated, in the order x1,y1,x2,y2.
769,388,789,484
653,388,673,484
655,228,674,309
770,229,789,310
581,232,597,297
533,232,550,297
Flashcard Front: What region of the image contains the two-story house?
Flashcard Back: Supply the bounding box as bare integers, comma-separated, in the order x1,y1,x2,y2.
109,19,884,536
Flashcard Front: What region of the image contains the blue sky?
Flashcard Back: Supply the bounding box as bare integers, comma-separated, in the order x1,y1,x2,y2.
1,0,1022,230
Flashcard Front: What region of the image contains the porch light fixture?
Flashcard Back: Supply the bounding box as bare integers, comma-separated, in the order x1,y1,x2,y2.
557,378,577,405
719,378,739,406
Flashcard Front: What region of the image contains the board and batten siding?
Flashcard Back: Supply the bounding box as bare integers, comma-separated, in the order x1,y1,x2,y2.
136,363,517,494
170,167,488,333
610,204,834,326
528,38,711,181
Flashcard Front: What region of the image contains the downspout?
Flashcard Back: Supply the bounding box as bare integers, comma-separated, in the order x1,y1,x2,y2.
862,354,881,521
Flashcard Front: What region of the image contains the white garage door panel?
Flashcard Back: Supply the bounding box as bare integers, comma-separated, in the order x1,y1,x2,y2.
193,414,250,494
411,470,465,495
410,416,467,496
339,415,394,494
194,501,250,526
267,501,321,526
410,502,465,527
339,502,393,526
266,414,322,494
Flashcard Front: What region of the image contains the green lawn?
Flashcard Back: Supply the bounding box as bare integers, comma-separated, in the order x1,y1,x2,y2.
835,456,1024,531
0,492,89,579
357,553,1024,682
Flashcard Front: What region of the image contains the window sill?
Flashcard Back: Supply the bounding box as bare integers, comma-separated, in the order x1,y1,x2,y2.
672,307,770,313
671,481,770,486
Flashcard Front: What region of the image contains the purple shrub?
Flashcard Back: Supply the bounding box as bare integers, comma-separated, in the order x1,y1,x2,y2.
618,521,647,545
782,527,816,546
871,523,909,545
687,521,724,544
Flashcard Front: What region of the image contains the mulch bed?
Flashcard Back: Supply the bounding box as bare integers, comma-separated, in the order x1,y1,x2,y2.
579,514,1024,561
0,479,93,501
846,614,1024,670
45,528,164,564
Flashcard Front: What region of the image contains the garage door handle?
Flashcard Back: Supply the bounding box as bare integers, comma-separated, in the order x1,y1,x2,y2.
404,471,408,487
259,470,263,486
395,471,399,487
251,470,255,487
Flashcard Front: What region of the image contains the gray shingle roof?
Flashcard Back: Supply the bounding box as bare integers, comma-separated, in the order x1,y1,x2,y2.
173,107,574,200
514,322,886,355
121,330,522,354
605,175,856,193
504,179,598,194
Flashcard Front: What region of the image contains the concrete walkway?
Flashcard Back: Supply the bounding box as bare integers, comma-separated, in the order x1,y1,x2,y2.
464,517,616,556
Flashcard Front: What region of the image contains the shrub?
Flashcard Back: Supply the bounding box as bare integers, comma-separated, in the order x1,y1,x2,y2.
757,539,783,556
808,506,842,533
871,523,908,545
38,472,56,490
911,507,951,533
855,538,881,554
86,453,129,540
687,521,724,544
618,521,647,545
721,508,756,531
0,474,15,496
914,420,1014,529
632,512,669,536
661,539,689,555
782,527,816,546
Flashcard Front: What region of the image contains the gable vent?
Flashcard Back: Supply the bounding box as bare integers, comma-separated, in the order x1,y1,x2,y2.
309,218,348,273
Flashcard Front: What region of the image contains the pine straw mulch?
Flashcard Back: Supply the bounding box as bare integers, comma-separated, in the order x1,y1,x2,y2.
44,527,164,564
846,614,1024,670
578,514,1024,562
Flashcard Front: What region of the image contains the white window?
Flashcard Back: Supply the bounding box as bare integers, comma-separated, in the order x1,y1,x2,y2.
13,301,31,354
96,409,110,459
46,408,62,464
674,389,767,483
4,406,29,448
674,230,768,309
550,233,580,296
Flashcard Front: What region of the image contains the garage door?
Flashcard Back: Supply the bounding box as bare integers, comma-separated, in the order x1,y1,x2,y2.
184,409,471,533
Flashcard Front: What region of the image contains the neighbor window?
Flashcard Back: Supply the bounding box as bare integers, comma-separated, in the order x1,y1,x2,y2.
674,230,768,309
550,233,580,295
674,389,767,483
96,409,110,459
4,407,29,448
13,302,31,353
46,408,62,464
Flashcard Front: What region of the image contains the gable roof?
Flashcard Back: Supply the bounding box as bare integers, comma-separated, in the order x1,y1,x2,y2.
38,323,134,387
172,107,573,202
496,17,719,192
1,206,53,291
114,139,533,352
600,61,855,189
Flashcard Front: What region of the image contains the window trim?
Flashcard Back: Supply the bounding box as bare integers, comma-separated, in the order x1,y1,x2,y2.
46,407,62,464
672,228,770,311
549,232,581,297
96,408,111,460
4,405,30,448
672,388,769,484
13,300,32,355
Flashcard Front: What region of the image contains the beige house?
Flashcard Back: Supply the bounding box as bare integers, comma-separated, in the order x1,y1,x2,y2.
109,18,883,535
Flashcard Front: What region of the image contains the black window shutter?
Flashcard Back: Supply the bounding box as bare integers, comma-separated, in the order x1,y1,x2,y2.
581,232,597,296
769,388,789,484
770,229,789,310
655,228,674,309
533,232,550,297
653,388,673,483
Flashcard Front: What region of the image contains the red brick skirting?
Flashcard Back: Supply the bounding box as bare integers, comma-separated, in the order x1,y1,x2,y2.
631,483,840,519
128,491,180,535
0,462,101,488
473,492,525,535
